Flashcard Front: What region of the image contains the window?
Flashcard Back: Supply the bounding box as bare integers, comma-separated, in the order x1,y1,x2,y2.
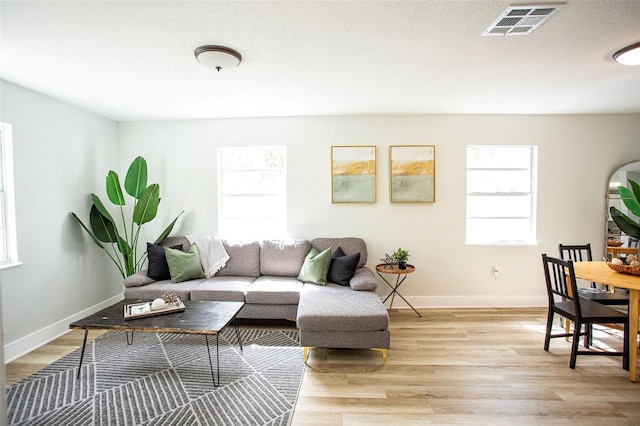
217,146,287,240
0,122,19,267
466,145,537,245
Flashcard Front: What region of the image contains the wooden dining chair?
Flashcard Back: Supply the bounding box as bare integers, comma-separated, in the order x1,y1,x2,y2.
541,254,629,369
558,243,629,306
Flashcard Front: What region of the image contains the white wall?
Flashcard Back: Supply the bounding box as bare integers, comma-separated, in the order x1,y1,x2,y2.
117,114,640,309
0,81,121,361
0,80,638,361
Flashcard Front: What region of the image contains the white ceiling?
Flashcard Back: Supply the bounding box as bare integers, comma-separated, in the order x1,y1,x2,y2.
1,1,639,122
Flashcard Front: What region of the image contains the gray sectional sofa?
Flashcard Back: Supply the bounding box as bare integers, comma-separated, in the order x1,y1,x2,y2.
123,236,390,362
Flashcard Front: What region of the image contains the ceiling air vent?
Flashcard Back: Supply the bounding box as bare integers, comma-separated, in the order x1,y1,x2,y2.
482,4,564,36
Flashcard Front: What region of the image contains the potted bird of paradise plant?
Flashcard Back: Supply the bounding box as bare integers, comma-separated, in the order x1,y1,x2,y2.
71,156,183,279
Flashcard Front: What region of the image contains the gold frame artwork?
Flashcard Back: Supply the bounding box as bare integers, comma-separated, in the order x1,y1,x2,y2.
331,146,377,203
389,145,435,203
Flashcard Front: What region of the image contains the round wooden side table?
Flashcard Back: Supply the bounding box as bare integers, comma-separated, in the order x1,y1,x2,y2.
375,263,421,317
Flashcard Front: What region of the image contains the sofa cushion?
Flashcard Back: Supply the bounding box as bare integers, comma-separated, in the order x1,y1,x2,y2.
216,240,261,278
123,279,203,301
299,329,390,350
190,276,253,302
297,283,389,332
349,267,378,291
260,240,311,277
327,247,361,286
311,238,368,268
147,242,183,280
245,276,303,304
165,244,205,283
237,303,299,320
123,269,155,288
161,236,191,252
297,247,332,285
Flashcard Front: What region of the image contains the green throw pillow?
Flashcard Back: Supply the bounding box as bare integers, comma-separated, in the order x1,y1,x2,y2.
165,244,205,283
297,247,332,285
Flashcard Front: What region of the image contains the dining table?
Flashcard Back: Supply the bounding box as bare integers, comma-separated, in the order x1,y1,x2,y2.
573,261,640,382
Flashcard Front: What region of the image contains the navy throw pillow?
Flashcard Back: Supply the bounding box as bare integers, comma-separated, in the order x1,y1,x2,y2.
327,246,361,286
147,242,183,280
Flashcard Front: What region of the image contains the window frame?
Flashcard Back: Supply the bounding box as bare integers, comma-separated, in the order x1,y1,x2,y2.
0,122,20,268
465,145,538,245
217,146,287,240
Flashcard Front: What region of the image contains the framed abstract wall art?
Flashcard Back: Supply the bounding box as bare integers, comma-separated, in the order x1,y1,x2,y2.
389,145,435,203
331,146,376,203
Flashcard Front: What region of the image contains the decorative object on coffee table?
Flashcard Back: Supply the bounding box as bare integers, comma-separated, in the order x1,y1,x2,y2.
162,290,179,304
124,297,186,320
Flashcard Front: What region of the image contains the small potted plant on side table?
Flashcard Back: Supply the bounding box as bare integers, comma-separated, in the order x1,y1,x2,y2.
393,248,410,270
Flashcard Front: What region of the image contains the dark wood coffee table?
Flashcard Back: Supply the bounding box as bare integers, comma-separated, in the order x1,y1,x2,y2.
70,299,244,387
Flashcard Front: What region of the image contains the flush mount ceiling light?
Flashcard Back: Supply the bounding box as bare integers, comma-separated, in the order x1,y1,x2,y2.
482,4,564,36
613,42,640,66
194,45,242,71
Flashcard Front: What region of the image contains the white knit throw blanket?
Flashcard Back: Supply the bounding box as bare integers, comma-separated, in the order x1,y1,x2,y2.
186,234,230,278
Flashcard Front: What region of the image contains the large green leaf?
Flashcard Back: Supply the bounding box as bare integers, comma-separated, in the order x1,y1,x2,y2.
72,212,126,278
153,211,185,244
89,204,120,243
124,156,148,199
618,185,640,218
115,235,132,257
90,194,116,224
610,206,640,239
621,179,640,218
106,171,125,206
70,213,105,248
133,184,160,225
631,179,640,203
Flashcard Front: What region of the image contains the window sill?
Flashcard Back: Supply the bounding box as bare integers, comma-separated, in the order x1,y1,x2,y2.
465,241,539,246
0,261,22,271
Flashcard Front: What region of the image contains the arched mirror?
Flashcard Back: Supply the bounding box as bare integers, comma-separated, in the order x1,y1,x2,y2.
606,160,640,259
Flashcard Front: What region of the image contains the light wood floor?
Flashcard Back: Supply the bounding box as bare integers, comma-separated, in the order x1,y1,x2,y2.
6,308,640,425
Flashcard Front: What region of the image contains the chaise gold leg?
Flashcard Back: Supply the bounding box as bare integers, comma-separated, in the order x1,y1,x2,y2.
303,346,315,364
371,348,387,364
304,346,387,364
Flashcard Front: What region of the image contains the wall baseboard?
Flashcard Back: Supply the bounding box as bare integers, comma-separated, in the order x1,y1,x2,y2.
4,295,123,363
384,295,547,309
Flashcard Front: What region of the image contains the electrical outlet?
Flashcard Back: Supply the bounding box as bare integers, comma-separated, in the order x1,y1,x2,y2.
492,266,500,280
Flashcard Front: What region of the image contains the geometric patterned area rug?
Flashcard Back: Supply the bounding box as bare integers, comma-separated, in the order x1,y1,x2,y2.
7,328,304,426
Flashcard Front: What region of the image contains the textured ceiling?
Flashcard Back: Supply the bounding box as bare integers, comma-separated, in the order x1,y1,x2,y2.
1,1,639,122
